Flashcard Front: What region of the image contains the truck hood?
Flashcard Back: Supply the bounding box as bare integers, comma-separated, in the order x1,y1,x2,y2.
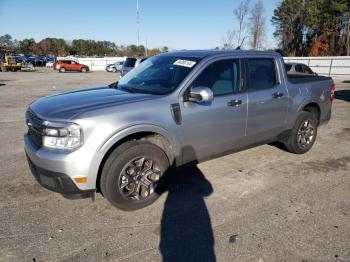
30,86,157,120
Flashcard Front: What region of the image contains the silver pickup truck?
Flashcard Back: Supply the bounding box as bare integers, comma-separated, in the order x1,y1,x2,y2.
24,50,335,210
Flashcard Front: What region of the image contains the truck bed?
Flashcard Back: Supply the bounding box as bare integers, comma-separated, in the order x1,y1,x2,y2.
287,74,332,84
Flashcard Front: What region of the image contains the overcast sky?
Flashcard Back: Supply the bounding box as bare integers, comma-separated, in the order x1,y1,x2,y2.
0,0,279,50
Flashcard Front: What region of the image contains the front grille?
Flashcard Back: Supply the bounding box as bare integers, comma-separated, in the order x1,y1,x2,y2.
28,126,43,146
26,108,44,147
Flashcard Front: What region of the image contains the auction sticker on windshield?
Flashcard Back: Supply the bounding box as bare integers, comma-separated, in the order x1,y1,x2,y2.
173,59,196,68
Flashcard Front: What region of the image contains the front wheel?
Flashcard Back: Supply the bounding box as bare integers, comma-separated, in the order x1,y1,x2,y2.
100,140,169,211
283,111,318,154
59,67,66,73
81,67,87,73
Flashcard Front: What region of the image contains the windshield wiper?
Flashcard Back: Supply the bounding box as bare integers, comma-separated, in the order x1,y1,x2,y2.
109,81,118,89
119,86,161,95
119,86,137,93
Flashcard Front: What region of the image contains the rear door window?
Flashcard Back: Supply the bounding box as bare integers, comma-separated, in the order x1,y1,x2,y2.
246,58,277,91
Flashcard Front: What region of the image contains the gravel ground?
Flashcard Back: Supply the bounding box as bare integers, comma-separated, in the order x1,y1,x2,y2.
0,71,349,262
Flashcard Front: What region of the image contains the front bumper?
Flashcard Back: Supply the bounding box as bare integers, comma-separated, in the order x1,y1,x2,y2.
26,154,94,199
24,134,102,197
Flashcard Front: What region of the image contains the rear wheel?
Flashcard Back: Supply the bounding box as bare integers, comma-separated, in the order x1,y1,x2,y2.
100,140,169,211
59,67,66,73
283,111,318,154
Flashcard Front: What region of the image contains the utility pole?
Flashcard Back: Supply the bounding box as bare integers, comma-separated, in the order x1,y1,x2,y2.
136,0,140,50
145,35,148,56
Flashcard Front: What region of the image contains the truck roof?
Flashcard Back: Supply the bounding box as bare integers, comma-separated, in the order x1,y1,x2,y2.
160,49,281,59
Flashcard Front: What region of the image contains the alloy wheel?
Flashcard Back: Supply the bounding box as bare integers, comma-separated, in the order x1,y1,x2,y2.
297,120,315,149
119,157,161,201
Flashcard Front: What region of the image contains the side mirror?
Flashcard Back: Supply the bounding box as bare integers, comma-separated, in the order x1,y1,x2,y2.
189,87,214,103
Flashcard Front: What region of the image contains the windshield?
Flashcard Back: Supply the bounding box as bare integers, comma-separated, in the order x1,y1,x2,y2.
118,56,201,95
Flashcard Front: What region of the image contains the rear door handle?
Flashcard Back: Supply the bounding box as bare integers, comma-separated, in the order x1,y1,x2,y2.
272,92,284,99
227,99,243,107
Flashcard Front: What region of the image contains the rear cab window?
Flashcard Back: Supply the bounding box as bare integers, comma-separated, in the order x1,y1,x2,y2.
246,58,278,91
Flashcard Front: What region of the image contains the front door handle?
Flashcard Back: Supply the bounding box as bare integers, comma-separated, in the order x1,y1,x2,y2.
227,99,242,107
272,92,284,99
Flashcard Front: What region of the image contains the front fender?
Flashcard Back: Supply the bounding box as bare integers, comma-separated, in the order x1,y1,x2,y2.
99,124,182,164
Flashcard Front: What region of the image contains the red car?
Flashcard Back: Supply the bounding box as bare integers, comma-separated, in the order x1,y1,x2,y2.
53,60,89,73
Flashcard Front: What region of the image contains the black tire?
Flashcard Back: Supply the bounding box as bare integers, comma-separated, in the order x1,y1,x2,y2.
283,111,318,154
59,67,66,73
100,140,169,211
81,67,87,73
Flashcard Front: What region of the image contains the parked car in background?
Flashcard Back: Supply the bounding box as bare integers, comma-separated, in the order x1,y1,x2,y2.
120,56,148,77
105,61,124,72
53,60,89,73
0,56,22,72
24,50,335,210
285,62,318,76
46,61,54,68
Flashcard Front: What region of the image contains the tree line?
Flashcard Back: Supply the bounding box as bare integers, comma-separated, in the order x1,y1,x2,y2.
222,0,349,57
272,0,350,56
222,0,267,50
0,34,169,57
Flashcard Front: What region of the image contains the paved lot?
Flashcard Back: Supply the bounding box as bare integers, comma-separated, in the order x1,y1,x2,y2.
0,71,349,262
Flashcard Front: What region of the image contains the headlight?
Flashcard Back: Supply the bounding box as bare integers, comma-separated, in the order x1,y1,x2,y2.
42,121,83,150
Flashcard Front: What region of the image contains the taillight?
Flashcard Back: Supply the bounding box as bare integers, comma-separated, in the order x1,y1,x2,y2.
329,83,335,102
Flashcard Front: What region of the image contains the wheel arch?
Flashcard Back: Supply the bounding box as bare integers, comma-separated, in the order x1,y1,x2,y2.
301,102,321,123
95,125,181,191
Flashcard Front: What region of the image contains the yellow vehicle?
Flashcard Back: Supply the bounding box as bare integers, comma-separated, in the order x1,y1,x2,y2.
0,56,22,72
